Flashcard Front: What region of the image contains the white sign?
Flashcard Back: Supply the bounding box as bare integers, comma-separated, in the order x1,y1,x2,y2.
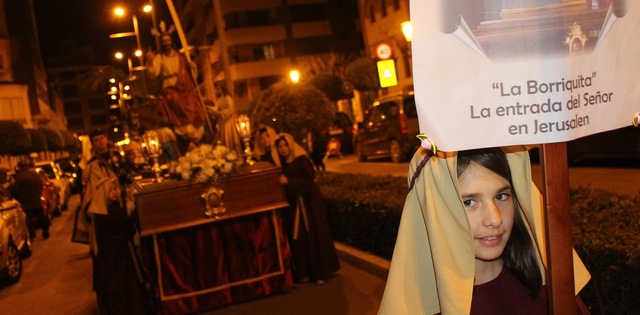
376,42,393,60
411,1,640,151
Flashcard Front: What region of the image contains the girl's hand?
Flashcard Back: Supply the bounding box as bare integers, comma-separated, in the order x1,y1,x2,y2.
278,174,288,185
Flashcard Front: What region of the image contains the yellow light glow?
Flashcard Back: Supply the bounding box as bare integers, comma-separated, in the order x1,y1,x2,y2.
289,70,300,83
115,52,124,59
134,50,142,57
114,7,125,16
109,78,116,83
402,21,413,42
143,5,152,13
123,85,130,91
111,86,118,92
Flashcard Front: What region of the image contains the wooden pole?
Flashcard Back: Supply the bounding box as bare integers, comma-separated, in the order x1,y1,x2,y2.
539,142,575,314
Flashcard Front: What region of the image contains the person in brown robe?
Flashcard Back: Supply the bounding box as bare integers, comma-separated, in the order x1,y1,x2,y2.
272,133,339,285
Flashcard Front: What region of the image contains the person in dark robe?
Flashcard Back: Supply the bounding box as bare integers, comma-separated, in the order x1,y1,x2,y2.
272,133,339,285
81,130,149,314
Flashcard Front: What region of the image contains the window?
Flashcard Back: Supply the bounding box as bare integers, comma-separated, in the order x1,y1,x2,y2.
393,0,400,11
381,0,388,17
234,81,248,98
89,98,106,110
61,85,79,98
0,97,26,120
90,114,108,125
369,5,376,22
64,101,81,114
291,4,326,23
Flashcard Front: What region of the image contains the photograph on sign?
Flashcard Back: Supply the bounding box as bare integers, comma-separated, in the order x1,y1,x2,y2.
411,1,639,151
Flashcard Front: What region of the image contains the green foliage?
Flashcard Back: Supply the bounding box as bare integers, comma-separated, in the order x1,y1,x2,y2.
26,129,47,153
0,121,31,155
344,57,379,91
316,173,640,314
309,73,348,102
39,127,64,151
251,82,336,143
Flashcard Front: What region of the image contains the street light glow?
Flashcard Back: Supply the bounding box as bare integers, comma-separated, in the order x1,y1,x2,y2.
114,7,125,16
289,70,300,83
115,52,124,59
401,21,413,42
143,5,152,13
134,49,142,57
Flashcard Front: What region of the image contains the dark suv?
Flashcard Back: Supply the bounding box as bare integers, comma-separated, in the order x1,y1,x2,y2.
354,92,420,163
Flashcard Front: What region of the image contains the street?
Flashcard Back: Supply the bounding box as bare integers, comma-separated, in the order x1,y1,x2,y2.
0,194,98,314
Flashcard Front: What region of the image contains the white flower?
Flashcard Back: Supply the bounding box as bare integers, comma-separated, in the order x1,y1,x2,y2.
177,144,243,183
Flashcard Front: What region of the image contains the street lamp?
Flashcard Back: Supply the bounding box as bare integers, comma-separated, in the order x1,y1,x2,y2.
110,5,153,92
399,21,413,77
401,21,413,42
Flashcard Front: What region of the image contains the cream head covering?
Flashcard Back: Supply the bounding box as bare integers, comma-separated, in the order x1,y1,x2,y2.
378,146,590,314
252,125,278,161
271,133,309,166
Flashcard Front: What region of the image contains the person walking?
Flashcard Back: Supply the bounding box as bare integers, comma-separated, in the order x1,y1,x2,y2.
11,159,49,240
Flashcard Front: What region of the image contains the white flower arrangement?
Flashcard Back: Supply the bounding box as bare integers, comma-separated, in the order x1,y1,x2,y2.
175,144,243,183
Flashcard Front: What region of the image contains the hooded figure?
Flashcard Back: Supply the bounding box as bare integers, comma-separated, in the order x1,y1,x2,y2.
252,125,279,164
273,133,340,284
378,146,590,314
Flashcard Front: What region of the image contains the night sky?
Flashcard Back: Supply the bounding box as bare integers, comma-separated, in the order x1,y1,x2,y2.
33,0,172,66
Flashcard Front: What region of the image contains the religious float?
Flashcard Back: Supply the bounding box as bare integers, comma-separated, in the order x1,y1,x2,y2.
134,122,293,314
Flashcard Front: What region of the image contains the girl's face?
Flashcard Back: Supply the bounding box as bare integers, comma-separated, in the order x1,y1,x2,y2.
277,139,291,158
458,162,514,267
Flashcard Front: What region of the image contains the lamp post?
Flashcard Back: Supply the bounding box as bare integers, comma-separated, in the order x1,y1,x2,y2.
110,6,152,93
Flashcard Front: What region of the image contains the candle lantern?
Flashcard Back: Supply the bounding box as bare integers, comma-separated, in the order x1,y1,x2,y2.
235,115,254,165
142,130,163,182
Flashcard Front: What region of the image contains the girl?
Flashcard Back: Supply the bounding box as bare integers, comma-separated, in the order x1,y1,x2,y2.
273,133,340,285
378,146,591,314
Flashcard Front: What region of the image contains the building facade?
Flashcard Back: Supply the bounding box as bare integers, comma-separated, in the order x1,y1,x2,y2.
0,0,66,130
172,0,364,112
357,0,413,96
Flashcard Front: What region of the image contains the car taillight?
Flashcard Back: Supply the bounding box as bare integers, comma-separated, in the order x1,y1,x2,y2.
344,126,355,134
399,113,408,134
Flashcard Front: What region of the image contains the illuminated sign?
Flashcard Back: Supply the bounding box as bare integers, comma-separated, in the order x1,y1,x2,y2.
377,60,398,88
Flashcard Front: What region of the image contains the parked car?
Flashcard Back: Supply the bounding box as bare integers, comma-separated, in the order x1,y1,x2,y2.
354,92,420,163
35,161,71,210
319,112,356,154
55,157,82,194
0,190,31,285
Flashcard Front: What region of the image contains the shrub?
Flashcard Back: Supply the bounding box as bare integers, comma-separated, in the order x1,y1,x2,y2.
317,172,640,314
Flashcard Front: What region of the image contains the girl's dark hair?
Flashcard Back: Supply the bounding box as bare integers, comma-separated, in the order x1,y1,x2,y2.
457,148,543,299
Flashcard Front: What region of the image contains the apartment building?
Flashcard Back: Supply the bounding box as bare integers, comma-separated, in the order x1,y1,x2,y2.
172,0,364,112
357,0,413,95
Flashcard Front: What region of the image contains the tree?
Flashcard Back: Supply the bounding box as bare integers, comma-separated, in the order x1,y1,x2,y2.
309,73,350,102
26,129,47,153
0,121,31,156
344,57,379,91
39,127,64,152
251,82,336,144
